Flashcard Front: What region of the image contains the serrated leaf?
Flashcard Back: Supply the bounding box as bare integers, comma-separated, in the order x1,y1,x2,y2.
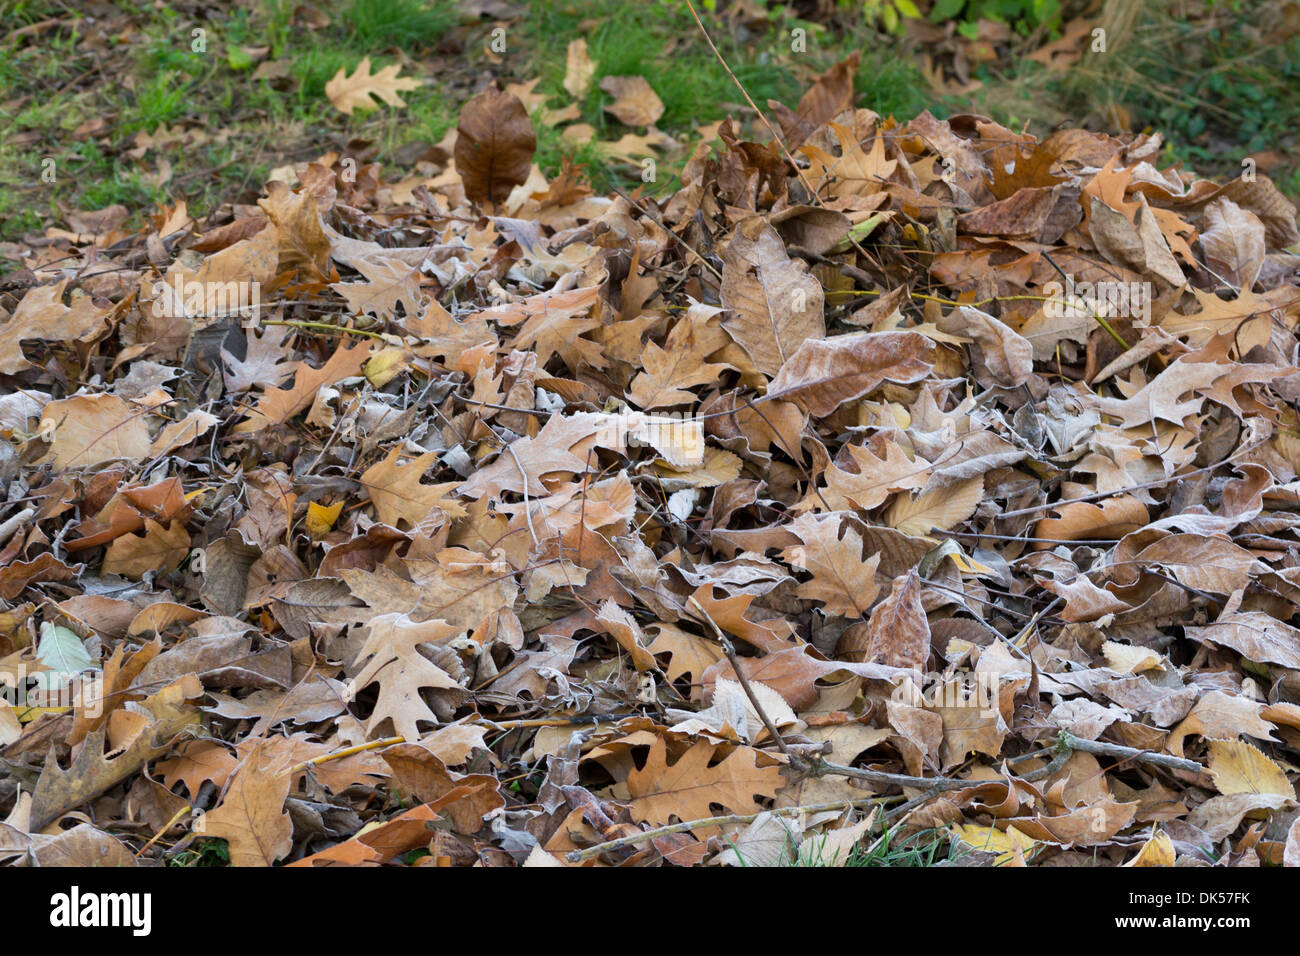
886,475,983,537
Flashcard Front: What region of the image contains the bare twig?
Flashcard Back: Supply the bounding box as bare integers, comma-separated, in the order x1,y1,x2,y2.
1058,731,1204,775
0,508,35,547
687,595,800,764
567,739,1098,863
811,757,1015,791
997,455,1248,520
501,438,540,547
135,804,193,857
681,0,819,202
262,319,387,340
610,187,722,282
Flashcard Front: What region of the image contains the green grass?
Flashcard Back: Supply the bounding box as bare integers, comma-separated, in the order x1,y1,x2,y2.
1,0,924,244
0,0,1292,251
842,825,954,866
341,0,458,52
855,50,935,119
727,823,957,867
168,837,231,867
522,0,805,131
965,0,1300,189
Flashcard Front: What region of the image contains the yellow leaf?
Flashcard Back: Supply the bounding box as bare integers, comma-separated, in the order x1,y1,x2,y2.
1124,830,1176,866
364,346,411,387
1207,739,1296,798
16,706,71,723
1102,640,1164,674
653,446,741,489
951,823,1036,865
948,550,991,574
886,475,983,537
306,501,344,538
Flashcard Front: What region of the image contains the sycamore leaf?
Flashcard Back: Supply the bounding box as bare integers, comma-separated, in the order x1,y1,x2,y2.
454,86,537,207
721,216,825,377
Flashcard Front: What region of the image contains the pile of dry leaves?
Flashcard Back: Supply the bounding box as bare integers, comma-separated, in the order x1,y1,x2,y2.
3,51,1300,868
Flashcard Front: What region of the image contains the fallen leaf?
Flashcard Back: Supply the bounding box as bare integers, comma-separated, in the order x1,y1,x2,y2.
455,85,537,207
325,57,421,114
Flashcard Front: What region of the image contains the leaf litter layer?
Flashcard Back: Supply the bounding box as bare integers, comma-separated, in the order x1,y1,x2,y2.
3,45,1300,868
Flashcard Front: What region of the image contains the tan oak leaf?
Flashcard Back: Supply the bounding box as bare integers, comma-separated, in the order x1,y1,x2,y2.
885,475,983,537
801,440,930,512
780,512,880,618
347,614,464,741
198,742,294,866
360,447,467,530
325,57,421,115
626,737,784,825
